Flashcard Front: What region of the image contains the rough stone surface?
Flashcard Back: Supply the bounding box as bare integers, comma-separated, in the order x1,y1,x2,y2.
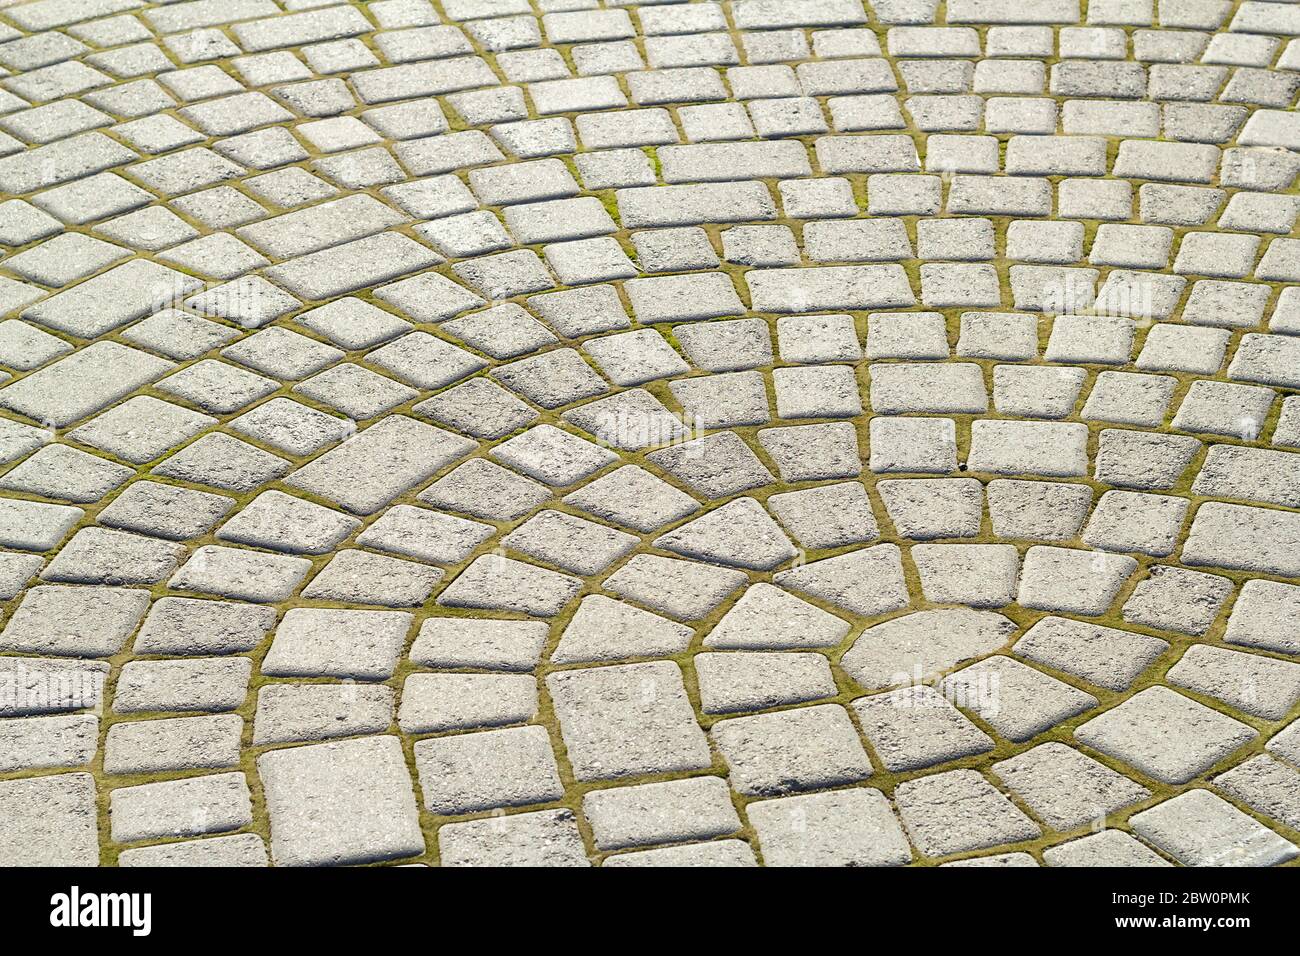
3,0,1298,868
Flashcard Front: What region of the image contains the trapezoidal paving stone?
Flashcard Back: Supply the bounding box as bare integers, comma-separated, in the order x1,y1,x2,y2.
4,0,1300,870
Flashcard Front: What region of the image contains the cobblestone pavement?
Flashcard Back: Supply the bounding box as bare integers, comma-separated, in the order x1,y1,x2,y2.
3,0,1300,869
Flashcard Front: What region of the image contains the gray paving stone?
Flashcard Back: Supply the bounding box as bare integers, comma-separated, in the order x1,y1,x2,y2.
0,773,99,867
1130,789,1297,867
258,735,424,867
1043,830,1171,867
852,686,994,772
439,808,589,867
547,662,709,782
894,769,1041,859
712,704,872,796
749,788,911,867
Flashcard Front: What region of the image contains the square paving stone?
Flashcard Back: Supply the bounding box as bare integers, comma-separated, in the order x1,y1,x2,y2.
711,704,872,797
1121,566,1233,637
894,769,1041,858
415,725,563,816
546,661,711,782
0,713,97,773
0,773,99,866
1130,789,1297,867
749,788,912,867
258,735,425,867
1016,546,1137,616
109,772,252,844
562,465,698,533
852,686,994,772
1012,616,1168,692
417,458,551,523
153,433,290,493
491,424,617,487
1167,644,1300,721
1075,686,1257,785
992,743,1150,832
1224,580,1300,655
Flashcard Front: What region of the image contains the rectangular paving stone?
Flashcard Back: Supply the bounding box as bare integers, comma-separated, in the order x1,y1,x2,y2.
22,260,203,339
286,416,476,515
747,265,915,312
617,182,777,227
109,772,252,843
265,233,442,301
546,662,711,782
0,773,99,866
1183,502,1300,577
0,342,173,427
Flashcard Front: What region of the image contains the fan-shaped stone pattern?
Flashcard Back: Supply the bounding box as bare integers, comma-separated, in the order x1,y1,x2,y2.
2,0,1300,869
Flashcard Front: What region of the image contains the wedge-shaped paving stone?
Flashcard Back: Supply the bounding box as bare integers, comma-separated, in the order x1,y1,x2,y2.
654,498,796,571
1075,686,1257,785
852,686,995,772
258,736,425,867
912,544,1020,608
262,607,412,681
712,704,872,796
842,609,1017,691
584,777,740,851
1016,546,1137,616
766,482,880,551
943,657,1097,743
696,652,837,715
287,416,476,516
773,544,909,618
603,555,748,621
553,595,694,666
987,480,1093,541
894,769,1041,859
504,511,638,576
0,773,98,867
1130,789,1298,868
967,420,1089,477
646,432,775,499
439,808,589,867
0,341,173,427
418,458,550,522
438,555,582,617
0,585,148,657
414,725,563,816
993,743,1149,832
1122,566,1232,637
749,788,911,867
704,584,850,651
1168,645,1300,721
547,662,711,782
